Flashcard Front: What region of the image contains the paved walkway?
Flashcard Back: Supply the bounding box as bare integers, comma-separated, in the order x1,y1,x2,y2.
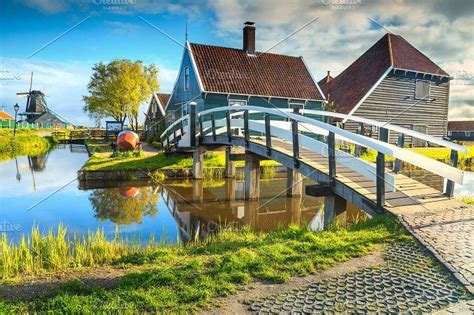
390,200,474,294
247,242,471,313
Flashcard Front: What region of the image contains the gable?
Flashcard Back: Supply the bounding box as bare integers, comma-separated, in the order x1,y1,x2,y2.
326,33,449,115
167,45,202,112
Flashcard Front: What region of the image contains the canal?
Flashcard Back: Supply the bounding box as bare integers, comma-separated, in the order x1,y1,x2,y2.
0,145,472,244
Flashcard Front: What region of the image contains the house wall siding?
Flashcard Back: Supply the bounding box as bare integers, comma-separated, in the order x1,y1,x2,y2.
344,71,450,146
166,49,202,125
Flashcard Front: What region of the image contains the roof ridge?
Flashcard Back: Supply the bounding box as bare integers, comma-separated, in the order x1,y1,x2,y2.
189,42,302,58
387,33,394,66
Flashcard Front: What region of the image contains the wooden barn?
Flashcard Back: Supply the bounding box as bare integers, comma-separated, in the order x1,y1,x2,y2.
320,33,451,146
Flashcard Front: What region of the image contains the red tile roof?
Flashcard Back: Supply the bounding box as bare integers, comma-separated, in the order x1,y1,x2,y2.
189,43,324,101
0,111,14,120
324,33,449,114
448,120,474,132
156,93,170,107
318,73,333,90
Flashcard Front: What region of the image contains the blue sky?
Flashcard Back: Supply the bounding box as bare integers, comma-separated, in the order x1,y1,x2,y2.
1,0,473,126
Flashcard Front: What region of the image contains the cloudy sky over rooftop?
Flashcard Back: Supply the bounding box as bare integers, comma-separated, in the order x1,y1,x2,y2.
1,0,472,126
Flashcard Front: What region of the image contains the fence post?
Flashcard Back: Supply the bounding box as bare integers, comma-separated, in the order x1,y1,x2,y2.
211,112,216,142
198,114,203,145
173,130,178,149
264,113,271,156
394,133,404,173
328,131,336,185
376,127,389,209
226,111,232,143
189,102,197,147
355,122,364,157
244,110,249,148
445,149,458,198
291,104,303,168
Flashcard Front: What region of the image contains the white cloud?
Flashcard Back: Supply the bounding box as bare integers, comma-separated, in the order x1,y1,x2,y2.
21,0,69,14
209,0,474,120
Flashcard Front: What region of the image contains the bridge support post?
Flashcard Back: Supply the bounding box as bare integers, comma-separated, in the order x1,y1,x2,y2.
244,154,260,200
225,146,236,178
193,147,204,180
445,149,458,198
225,178,236,202
286,168,302,197
324,193,347,228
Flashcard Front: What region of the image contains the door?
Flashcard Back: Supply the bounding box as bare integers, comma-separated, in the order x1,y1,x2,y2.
412,125,427,147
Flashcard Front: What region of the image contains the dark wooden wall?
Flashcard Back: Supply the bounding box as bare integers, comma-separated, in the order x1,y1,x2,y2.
343,70,450,146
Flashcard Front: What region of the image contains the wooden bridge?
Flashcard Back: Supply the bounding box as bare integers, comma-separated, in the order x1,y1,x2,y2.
160,104,474,291
161,104,465,218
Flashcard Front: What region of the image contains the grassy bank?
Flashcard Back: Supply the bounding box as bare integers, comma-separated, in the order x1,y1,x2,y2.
0,216,407,313
0,129,57,161
82,150,280,172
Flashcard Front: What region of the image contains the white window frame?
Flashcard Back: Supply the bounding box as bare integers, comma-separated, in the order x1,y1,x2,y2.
466,131,471,137
228,99,247,107
415,79,431,100
184,67,190,91
448,131,452,136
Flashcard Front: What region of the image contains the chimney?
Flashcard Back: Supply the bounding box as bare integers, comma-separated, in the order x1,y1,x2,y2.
243,21,255,55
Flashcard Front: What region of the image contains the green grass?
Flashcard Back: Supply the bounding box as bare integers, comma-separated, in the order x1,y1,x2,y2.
0,216,408,313
359,144,474,164
457,195,474,205
0,129,58,161
82,151,280,172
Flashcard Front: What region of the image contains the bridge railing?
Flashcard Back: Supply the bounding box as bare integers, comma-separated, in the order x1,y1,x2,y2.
159,104,465,206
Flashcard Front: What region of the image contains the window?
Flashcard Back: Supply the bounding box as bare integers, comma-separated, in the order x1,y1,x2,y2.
448,131,452,136
184,67,190,91
152,100,157,117
415,80,430,99
228,99,247,107
466,131,471,137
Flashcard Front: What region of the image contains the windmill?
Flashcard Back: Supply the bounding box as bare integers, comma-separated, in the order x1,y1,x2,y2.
15,72,73,126
16,72,45,122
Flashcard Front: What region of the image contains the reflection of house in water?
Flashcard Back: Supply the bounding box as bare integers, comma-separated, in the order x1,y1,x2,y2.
161,179,324,243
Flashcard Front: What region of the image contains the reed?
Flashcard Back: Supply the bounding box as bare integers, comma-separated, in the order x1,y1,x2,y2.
0,225,162,279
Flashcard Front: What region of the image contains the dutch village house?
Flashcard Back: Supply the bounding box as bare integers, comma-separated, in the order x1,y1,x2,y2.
147,22,326,134
320,33,451,146
147,24,454,147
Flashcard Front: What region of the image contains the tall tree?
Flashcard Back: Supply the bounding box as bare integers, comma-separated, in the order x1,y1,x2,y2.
83,60,159,130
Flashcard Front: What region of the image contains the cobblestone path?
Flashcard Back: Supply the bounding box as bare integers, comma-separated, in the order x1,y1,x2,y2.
397,204,474,294
247,242,472,313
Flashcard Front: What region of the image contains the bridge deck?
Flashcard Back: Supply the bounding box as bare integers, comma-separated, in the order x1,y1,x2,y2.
202,135,473,293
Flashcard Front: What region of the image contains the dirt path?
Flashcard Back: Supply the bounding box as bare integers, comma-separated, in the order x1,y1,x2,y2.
0,250,385,305
142,143,159,156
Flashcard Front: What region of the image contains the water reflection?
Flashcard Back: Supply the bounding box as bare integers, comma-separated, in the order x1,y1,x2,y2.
90,187,159,226
160,179,323,242
1,145,472,245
